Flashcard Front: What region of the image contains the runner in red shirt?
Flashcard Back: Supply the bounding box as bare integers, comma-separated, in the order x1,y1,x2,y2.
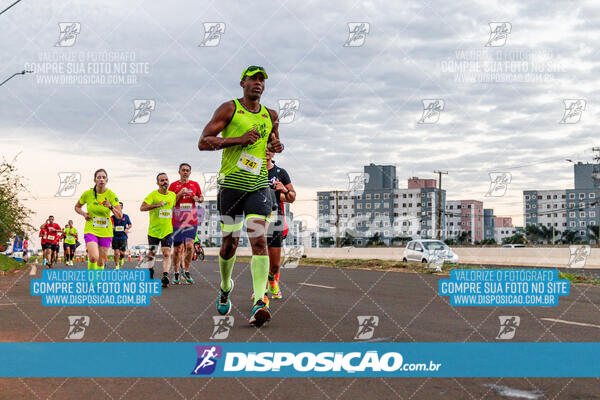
168,163,203,284
39,228,48,266
40,216,62,268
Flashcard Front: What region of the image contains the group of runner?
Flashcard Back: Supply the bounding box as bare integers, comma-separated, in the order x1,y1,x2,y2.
46,65,293,327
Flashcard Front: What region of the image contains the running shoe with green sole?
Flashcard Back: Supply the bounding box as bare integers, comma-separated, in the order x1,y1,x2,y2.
249,297,271,327
184,271,194,284
216,280,234,315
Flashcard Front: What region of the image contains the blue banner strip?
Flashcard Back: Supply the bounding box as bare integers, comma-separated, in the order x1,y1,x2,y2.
1,342,599,377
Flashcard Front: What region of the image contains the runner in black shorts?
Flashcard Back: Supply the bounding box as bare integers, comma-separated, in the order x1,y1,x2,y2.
199,65,284,327
111,202,132,269
265,148,295,299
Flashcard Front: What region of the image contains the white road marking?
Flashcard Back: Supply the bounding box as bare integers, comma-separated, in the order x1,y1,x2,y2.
299,282,335,289
0,303,17,306
541,318,600,329
29,264,37,275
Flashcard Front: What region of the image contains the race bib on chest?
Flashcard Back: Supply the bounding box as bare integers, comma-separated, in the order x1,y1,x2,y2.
159,209,172,219
92,217,109,228
47,235,55,241
180,203,193,211
115,226,125,232
236,151,263,175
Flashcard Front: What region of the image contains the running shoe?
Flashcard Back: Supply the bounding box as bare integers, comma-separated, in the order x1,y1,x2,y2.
216,280,234,315
251,292,268,301
184,271,194,284
268,279,282,299
249,297,271,327
173,273,180,285
161,274,169,288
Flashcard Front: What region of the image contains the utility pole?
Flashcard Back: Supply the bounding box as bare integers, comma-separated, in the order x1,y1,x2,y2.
593,147,600,246
334,190,340,247
434,170,448,240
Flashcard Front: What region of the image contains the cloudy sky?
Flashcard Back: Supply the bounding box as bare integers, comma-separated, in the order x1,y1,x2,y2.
2,0,600,247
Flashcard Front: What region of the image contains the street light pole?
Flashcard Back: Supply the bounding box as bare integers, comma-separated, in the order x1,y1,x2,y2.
0,70,33,87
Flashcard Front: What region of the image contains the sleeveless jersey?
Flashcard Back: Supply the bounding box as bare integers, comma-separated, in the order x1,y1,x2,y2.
218,99,273,192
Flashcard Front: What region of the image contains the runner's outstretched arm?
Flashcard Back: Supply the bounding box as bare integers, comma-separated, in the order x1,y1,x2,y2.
198,101,260,151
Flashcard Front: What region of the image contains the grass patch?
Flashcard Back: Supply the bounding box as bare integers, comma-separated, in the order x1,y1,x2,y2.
237,256,600,285
0,254,29,272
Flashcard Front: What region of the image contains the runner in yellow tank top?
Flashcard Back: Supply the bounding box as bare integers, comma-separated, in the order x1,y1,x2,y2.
199,66,284,327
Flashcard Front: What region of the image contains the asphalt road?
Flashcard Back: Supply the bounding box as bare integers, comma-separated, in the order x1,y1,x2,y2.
1,257,600,399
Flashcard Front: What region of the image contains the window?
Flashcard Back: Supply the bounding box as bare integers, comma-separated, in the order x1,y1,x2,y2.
553,195,557,199
580,221,586,227
366,194,371,200
374,203,380,209
580,212,585,218
579,202,585,209
526,204,530,209
319,205,323,211
366,203,371,209
357,203,362,209
525,195,530,200
374,194,380,199
570,212,575,217
590,193,596,198
570,221,576,227
538,195,542,200
546,195,551,200
403,194,407,198
384,193,390,199
562,194,566,199
569,193,575,199
591,211,596,218
580,230,586,236
580,193,585,200
384,202,390,208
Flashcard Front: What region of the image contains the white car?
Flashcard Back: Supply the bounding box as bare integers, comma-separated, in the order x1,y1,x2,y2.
402,240,459,264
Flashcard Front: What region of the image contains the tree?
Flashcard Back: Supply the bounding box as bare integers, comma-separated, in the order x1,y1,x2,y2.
366,232,384,247
319,237,334,247
559,230,577,245
457,231,468,244
0,156,34,249
504,233,526,245
340,232,354,247
588,225,600,247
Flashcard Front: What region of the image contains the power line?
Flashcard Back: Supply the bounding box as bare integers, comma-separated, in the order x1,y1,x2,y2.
0,0,22,16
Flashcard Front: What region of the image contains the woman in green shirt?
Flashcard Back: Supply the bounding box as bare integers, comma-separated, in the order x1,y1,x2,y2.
74,169,122,270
